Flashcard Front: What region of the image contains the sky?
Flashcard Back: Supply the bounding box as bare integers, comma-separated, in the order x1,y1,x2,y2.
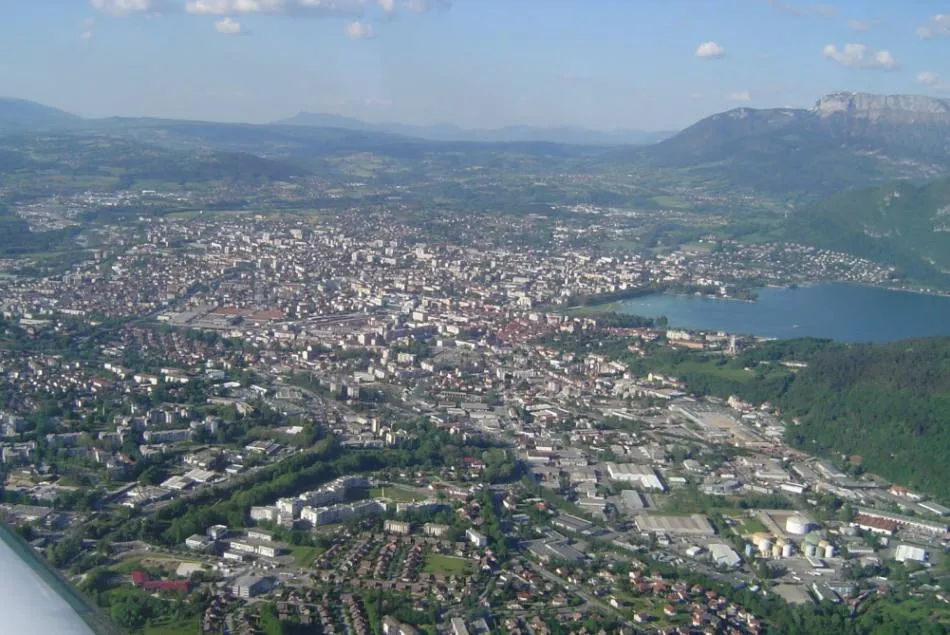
1,0,949,131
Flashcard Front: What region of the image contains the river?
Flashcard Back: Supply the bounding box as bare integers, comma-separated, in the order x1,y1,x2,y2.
617,283,950,342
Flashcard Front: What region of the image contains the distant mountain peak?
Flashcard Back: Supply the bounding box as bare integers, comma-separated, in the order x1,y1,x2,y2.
0,97,80,129
814,91,950,119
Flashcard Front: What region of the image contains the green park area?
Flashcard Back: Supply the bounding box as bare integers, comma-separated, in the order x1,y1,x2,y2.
369,485,431,503
289,545,324,568
423,554,475,577
143,615,201,635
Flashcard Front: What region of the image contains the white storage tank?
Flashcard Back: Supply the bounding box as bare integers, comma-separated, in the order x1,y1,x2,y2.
804,543,817,557
824,544,835,559
782,543,794,558
758,538,773,555
785,515,812,535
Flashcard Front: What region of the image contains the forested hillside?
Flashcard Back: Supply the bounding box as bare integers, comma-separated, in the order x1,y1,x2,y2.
638,338,950,500
780,338,950,498
785,177,950,287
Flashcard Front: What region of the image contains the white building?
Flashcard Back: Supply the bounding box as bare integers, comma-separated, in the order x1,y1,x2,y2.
605,463,666,491
895,544,928,563
466,528,488,548
384,520,411,535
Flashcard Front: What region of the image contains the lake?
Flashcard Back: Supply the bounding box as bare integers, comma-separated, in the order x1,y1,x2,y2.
617,283,950,342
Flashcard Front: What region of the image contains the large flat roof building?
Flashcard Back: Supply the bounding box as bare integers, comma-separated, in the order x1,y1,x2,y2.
635,513,716,536
605,462,666,491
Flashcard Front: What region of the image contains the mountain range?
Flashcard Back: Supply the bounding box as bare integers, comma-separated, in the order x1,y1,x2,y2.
4,91,950,285
786,175,950,284
0,98,80,129
0,97,673,146
619,91,950,202
273,111,674,146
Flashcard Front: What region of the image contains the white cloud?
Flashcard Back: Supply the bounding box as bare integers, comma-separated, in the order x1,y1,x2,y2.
847,19,870,32
404,0,450,12
344,20,374,39
917,14,950,39
82,17,96,28
81,30,94,41
695,41,726,59
215,16,244,34
727,90,751,102
93,0,443,38
768,1,835,17
90,0,161,15
916,71,950,90
186,0,283,15
821,43,898,70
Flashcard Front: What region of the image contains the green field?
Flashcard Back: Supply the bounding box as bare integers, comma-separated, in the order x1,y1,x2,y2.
369,485,430,503
739,517,769,535
289,545,324,568
144,615,200,635
423,554,475,577
666,359,755,382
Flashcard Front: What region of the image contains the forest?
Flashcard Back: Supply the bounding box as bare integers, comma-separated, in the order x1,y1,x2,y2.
636,337,950,500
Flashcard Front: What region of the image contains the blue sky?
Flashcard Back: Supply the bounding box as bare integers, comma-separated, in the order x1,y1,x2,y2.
1,0,949,130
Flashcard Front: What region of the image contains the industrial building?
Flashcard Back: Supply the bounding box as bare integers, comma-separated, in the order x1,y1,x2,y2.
605,463,666,491
708,543,742,568
634,513,716,536
895,544,928,563
232,575,273,598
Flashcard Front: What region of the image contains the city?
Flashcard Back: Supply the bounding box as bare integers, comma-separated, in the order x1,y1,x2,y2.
0,203,947,634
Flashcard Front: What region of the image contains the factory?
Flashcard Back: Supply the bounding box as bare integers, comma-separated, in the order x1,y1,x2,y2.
605,463,666,491
634,513,716,536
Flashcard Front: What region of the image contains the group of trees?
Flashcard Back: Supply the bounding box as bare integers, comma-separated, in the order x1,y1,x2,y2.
622,336,950,501
90,421,510,547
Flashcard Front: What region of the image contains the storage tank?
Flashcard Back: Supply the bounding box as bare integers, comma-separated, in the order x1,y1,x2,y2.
824,544,835,559
771,543,782,559
804,543,817,557
782,543,794,558
744,543,755,557
752,532,771,545
758,538,773,555
785,515,812,535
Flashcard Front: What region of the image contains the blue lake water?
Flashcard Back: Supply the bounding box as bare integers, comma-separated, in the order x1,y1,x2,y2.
617,283,950,342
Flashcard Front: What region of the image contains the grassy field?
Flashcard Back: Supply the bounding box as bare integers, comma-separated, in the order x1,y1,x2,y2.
369,485,430,503
739,517,769,535
289,545,324,568
666,359,755,382
651,195,692,210
423,554,475,577
144,615,200,635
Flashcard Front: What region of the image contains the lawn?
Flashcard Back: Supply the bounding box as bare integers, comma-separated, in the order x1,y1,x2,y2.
369,485,430,503
423,554,474,577
670,360,754,383
143,615,200,635
739,517,769,535
289,545,324,568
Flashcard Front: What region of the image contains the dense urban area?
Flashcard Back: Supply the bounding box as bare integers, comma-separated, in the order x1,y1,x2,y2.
1,182,949,635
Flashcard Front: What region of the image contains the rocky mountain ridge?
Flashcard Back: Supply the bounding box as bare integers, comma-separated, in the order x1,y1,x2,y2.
814,91,950,120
